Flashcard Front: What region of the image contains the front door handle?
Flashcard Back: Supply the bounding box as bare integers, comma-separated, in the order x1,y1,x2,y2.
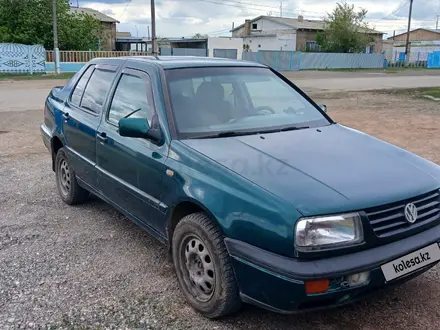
62,113,69,121
97,132,108,143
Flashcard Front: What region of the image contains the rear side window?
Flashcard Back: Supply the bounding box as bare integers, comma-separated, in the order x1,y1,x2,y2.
107,73,154,126
70,65,95,106
80,69,116,114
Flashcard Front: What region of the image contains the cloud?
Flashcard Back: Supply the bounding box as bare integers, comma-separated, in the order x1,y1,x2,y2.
101,8,116,16
79,0,436,39
78,0,128,3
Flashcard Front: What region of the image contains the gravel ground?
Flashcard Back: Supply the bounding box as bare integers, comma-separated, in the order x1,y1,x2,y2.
0,89,440,329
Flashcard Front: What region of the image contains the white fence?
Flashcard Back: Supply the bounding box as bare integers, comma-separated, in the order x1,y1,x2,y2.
0,43,45,74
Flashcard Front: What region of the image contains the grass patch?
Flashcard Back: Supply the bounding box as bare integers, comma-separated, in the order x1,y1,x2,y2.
371,87,440,100
0,72,75,81
420,88,440,98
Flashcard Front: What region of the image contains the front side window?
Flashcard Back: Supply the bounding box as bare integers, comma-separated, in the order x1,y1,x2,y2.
80,69,116,114
107,73,154,126
166,67,330,138
70,65,95,106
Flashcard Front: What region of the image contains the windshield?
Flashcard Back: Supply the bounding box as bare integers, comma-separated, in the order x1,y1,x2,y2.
165,67,331,138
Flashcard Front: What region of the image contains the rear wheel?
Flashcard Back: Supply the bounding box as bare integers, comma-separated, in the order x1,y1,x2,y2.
55,147,89,205
172,212,241,318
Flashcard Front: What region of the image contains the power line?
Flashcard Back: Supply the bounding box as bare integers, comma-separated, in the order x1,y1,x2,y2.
372,0,409,22
118,0,132,21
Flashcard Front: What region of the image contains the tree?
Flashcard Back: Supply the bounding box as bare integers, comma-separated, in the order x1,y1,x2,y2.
192,33,208,39
316,1,374,53
0,0,102,50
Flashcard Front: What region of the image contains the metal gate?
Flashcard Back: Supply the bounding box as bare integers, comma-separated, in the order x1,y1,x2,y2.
0,43,45,74
213,48,238,59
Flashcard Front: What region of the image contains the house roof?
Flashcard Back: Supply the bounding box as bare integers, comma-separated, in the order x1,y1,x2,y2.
387,28,440,39
167,38,208,43
231,15,384,35
69,7,119,23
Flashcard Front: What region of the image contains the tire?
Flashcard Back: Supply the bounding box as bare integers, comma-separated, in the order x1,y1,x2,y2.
172,212,241,319
55,147,89,205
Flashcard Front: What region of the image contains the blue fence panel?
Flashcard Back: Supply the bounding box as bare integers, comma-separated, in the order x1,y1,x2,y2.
275,51,292,71
242,51,258,62
427,52,440,68
299,53,384,70
213,48,237,59
249,51,384,71
0,43,45,74
172,48,208,57
160,47,172,55
398,52,406,62
258,50,276,68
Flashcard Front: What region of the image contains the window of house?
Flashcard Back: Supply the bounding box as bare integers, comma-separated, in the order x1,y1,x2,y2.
252,23,258,30
108,73,154,126
80,69,116,114
70,65,95,106
305,41,320,51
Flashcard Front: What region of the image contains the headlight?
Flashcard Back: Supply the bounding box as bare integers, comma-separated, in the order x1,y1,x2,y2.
294,213,363,251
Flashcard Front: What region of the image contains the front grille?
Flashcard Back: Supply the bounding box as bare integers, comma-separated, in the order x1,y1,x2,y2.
365,189,440,238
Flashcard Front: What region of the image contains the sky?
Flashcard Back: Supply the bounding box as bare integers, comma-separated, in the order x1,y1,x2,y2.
74,0,440,39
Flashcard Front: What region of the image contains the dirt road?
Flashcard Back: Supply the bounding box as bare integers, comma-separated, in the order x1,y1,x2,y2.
1,84,439,329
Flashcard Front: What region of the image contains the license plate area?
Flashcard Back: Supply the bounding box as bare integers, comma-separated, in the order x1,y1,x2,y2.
381,243,440,282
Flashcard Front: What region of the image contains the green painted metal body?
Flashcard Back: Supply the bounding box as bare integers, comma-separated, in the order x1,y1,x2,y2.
40,56,440,313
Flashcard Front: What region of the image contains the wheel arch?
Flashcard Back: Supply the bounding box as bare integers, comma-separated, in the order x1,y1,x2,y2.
166,198,222,250
51,135,64,171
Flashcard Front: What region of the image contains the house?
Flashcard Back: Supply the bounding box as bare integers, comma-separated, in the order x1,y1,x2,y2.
387,28,440,62
388,28,440,42
115,32,147,51
158,37,244,59
232,15,384,53
69,7,119,51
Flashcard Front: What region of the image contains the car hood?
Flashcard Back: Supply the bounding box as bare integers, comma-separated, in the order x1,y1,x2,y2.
182,124,440,216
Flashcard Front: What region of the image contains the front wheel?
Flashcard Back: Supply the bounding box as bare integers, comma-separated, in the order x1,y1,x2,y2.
172,213,241,318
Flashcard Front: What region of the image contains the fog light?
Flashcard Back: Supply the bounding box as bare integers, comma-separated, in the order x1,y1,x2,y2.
345,271,370,287
305,279,329,294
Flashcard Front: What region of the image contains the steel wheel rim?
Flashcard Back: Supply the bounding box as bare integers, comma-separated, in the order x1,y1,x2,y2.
58,159,71,196
180,234,216,302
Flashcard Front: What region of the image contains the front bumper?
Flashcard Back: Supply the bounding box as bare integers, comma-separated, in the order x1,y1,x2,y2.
225,223,440,313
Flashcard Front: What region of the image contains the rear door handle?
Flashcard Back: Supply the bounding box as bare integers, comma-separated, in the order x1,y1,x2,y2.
62,113,69,121
97,132,108,143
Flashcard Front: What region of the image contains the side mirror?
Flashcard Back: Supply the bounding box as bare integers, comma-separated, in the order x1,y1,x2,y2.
118,117,161,142
318,104,327,113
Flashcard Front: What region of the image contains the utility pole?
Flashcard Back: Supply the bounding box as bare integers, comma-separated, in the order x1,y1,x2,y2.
436,15,439,30
404,0,414,62
151,0,157,55
52,0,60,74
280,1,283,17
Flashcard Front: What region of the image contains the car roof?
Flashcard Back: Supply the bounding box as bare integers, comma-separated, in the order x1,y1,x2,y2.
91,56,267,69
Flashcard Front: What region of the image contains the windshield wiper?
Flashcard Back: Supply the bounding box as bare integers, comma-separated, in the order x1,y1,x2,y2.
196,126,310,139
258,125,310,134
198,131,259,139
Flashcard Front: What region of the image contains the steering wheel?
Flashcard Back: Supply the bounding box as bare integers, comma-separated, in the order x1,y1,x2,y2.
255,106,275,114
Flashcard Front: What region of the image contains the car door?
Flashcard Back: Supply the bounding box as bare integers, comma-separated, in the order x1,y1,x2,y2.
96,67,168,236
63,63,117,188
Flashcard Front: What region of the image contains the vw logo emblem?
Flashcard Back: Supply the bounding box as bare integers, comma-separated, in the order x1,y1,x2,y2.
404,203,418,223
